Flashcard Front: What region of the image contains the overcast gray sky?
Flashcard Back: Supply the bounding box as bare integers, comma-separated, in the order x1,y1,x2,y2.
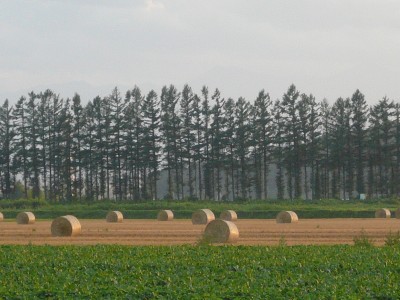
1,0,400,104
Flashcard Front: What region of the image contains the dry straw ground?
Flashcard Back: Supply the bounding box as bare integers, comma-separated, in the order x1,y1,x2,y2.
0,218,399,246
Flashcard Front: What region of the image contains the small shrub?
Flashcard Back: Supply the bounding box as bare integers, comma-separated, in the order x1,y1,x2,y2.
353,229,374,247
385,231,400,247
196,234,212,247
278,235,287,247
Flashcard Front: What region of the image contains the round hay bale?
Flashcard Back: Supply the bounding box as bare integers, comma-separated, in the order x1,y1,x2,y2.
375,208,391,218
192,209,215,225
16,212,35,224
276,211,298,223
51,215,81,237
0,212,3,222
157,210,174,221
220,210,238,221
204,220,239,243
106,211,123,223
396,208,400,219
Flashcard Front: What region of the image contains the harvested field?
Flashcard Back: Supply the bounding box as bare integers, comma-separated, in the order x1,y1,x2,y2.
0,218,398,246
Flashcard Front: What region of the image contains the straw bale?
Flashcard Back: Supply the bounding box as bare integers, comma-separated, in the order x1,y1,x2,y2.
157,210,174,221
204,219,239,243
220,210,238,221
51,215,81,237
0,212,3,222
375,208,391,218
276,211,298,223
192,209,215,225
106,211,123,223
16,212,35,224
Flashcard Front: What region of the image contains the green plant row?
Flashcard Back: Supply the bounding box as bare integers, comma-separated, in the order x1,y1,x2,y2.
1,198,399,219
0,209,390,220
0,245,399,298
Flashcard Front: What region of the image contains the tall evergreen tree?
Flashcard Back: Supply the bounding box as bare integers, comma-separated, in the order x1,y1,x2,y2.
71,93,84,200
330,98,350,199
368,97,395,196
223,98,236,200
201,86,212,200
0,99,15,197
351,90,368,195
272,100,285,200
235,97,251,199
210,89,225,200
191,94,204,200
253,90,273,199
281,85,301,199
180,84,195,199
13,97,29,198
160,85,180,199
142,90,161,200
108,87,126,200
26,92,41,198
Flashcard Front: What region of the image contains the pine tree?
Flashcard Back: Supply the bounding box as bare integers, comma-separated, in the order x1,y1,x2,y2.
330,98,350,199
235,97,251,199
26,92,41,198
142,90,161,200
82,100,101,200
13,97,29,198
272,100,285,200
253,90,273,199
201,86,212,200
351,90,368,195
59,99,73,201
180,84,195,199
0,99,15,197
210,89,225,201
223,98,236,200
368,98,395,196
191,94,203,200
160,85,180,199
281,85,301,199
320,99,331,198
108,87,126,200
394,104,400,196
71,93,84,200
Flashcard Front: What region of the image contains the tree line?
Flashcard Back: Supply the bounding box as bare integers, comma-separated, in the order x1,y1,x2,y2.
0,84,399,202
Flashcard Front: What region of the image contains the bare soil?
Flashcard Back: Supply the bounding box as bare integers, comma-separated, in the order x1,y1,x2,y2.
0,218,399,246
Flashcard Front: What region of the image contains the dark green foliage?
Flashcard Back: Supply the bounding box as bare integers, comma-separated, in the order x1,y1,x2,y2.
353,229,374,247
0,245,400,298
0,198,398,219
384,231,400,247
3,84,400,202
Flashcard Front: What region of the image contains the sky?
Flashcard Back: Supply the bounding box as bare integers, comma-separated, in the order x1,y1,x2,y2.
1,0,400,105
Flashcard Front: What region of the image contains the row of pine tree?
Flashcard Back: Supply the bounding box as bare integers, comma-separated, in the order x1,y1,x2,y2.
0,84,399,202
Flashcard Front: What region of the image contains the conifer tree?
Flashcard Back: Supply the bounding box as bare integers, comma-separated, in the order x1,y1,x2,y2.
0,99,15,196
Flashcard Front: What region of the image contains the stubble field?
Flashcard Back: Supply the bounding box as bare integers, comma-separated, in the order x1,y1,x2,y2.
1,218,399,245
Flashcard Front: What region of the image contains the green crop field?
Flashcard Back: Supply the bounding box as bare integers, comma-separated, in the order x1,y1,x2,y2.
1,244,399,299
1,198,400,220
